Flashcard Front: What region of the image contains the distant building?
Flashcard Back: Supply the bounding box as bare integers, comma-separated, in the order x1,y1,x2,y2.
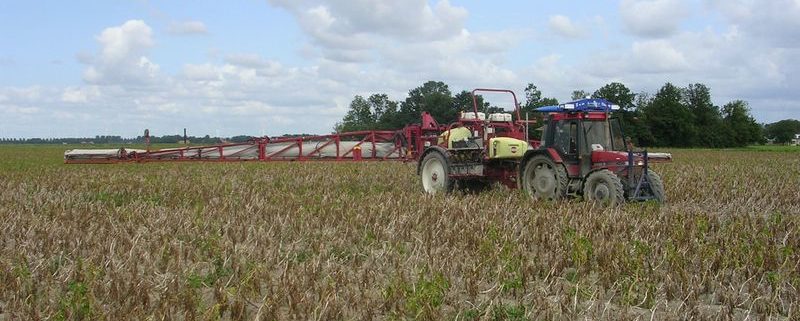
792,134,800,146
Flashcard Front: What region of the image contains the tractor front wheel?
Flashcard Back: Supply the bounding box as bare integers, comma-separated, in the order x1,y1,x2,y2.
645,170,666,203
521,155,568,201
584,169,625,205
420,151,453,194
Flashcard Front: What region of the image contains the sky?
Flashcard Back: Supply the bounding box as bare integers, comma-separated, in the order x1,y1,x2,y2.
1,0,799,138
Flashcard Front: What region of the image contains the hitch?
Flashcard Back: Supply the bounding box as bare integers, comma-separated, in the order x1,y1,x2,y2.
627,149,655,201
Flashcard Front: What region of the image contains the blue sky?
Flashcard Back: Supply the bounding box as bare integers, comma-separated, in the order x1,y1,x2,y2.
1,0,798,138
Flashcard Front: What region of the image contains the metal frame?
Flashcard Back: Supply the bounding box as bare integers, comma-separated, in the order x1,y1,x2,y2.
65,130,418,164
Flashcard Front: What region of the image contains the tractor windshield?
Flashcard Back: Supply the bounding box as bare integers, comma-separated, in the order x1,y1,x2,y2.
583,118,626,151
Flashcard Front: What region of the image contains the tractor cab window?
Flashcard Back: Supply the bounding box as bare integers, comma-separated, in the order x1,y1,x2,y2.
609,118,626,150
584,120,625,152
554,120,578,155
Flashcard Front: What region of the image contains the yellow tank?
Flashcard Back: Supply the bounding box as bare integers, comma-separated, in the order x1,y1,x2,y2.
437,127,472,148
489,137,527,159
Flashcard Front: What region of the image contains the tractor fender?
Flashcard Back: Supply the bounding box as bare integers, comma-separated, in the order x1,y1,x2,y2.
417,146,450,175
519,148,562,169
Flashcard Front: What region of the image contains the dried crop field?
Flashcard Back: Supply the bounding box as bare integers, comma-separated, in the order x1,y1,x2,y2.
1,145,798,320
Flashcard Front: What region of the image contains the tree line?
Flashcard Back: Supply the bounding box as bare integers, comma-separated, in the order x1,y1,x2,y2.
0,135,227,145
336,80,795,148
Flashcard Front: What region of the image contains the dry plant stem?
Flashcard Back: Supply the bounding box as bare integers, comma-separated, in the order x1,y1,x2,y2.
0,146,798,320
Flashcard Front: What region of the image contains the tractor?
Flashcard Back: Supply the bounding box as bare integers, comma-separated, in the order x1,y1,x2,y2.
417,88,670,204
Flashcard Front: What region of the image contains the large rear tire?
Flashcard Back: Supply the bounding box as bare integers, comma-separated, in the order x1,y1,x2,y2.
521,155,568,201
584,169,625,205
420,152,453,194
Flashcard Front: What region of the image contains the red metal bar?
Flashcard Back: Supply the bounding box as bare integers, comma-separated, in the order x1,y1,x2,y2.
371,132,377,158
297,138,304,161
306,139,336,158
226,144,258,159
266,140,300,159
335,136,341,160
341,135,371,158
65,125,430,164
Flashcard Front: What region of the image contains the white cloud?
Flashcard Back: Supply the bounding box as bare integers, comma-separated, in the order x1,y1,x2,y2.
182,64,221,82
548,15,586,39
96,20,154,63
264,0,526,104
273,0,467,41
707,0,800,48
631,40,689,73
269,0,469,61
61,86,100,103
4,2,800,138
82,20,161,85
166,20,208,35
224,54,273,68
620,0,688,38
0,105,40,114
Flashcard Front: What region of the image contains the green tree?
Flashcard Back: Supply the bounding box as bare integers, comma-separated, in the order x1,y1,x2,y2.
593,82,636,110
336,93,403,132
765,119,800,144
593,82,651,146
682,83,726,147
641,83,696,147
722,100,763,146
522,83,558,140
336,95,374,132
369,94,400,130
397,81,455,125
453,90,485,114
522,83,559,111
571,90,590,100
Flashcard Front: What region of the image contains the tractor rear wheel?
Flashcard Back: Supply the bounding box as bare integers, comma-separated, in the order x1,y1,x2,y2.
420,151,453,194
521,155,568,201
584,169,625,205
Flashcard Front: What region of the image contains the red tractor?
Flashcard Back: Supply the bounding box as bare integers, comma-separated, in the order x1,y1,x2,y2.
418,89,670,204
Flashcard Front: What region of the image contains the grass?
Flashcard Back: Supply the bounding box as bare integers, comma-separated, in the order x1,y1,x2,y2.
738,145,800,152
0,145,798,320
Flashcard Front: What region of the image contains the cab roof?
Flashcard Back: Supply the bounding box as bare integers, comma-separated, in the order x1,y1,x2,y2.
535,98,620,113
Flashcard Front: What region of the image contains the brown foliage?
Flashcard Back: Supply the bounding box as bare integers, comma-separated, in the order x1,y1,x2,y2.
0,146,798,320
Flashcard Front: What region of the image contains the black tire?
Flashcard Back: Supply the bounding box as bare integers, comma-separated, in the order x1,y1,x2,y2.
420,151,453,194
584,169,625,205
521,155,568,201
645,170,666,203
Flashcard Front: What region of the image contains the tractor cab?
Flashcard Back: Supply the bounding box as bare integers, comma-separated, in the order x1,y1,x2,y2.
538,100,628,177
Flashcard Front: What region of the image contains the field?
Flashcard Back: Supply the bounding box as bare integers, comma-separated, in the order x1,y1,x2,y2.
1,145,798,320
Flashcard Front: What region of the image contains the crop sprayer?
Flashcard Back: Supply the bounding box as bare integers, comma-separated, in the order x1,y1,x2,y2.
65,89,671,204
